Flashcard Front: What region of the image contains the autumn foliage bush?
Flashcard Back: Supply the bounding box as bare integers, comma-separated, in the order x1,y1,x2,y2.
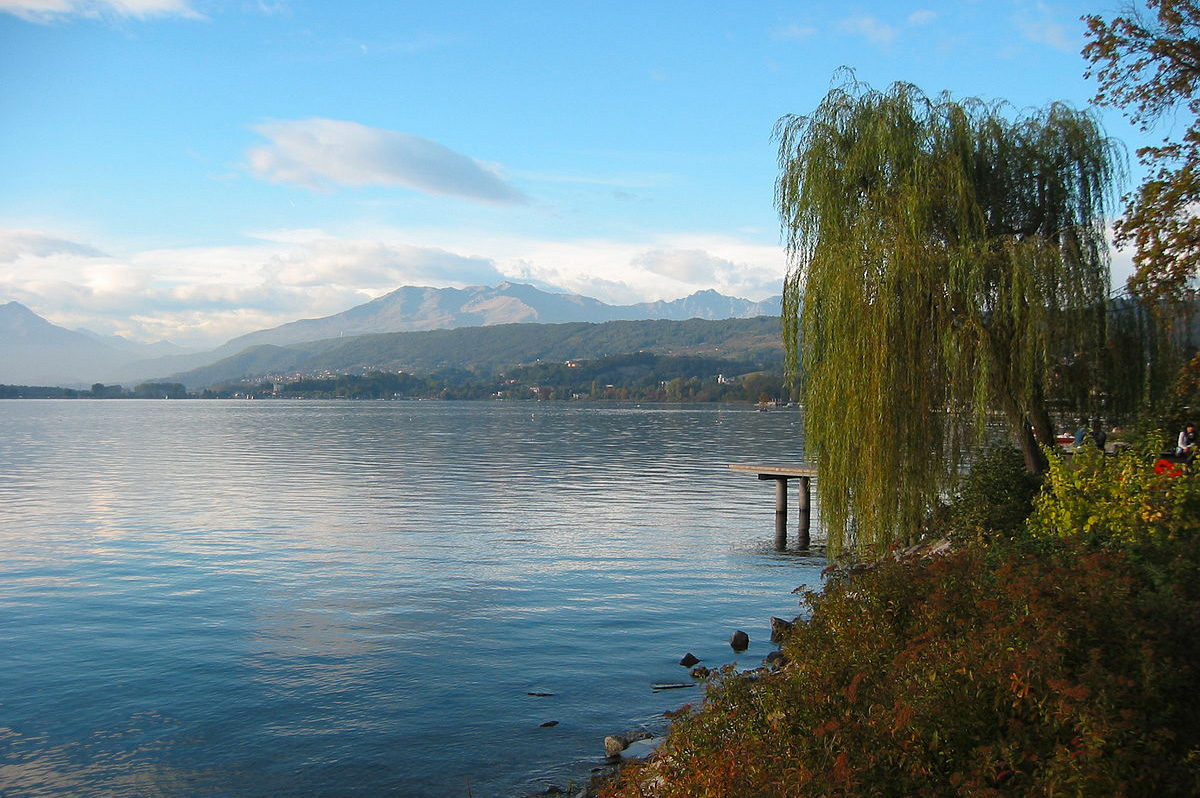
602,449,1200,797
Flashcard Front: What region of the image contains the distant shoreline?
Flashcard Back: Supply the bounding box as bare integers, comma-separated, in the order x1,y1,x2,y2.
0,391,800,407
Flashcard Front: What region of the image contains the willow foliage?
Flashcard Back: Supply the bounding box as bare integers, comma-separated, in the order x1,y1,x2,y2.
776,77,1120,555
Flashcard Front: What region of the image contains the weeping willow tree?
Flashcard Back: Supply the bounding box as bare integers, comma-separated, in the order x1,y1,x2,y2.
776,76,1121,556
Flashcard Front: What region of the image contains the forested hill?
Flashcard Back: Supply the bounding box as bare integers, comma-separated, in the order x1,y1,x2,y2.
169,316,785,388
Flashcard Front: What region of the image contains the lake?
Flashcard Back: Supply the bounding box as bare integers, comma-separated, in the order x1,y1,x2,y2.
0,401,824,797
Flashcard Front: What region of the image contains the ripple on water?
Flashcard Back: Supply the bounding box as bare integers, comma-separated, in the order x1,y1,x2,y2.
0,401,822,797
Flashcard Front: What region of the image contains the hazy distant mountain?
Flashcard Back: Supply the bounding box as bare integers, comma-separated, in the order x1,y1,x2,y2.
0,284,783,388
635,289,783,321
74,328,189,359
221,282,783,352
0,301,135,385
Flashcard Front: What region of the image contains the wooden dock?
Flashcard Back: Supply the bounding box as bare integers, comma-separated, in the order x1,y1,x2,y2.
728,464,816,550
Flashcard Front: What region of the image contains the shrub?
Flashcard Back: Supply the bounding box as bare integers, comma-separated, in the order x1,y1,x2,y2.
602,537,1200,797
1026,439,1200,549
940,445,1042,545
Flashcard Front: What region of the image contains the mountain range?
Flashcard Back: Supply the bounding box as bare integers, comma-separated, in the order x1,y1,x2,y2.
0,283,783,387
220,282,781,351
0,301,189,386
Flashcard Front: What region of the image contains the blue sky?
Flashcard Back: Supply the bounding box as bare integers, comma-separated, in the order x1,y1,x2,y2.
0,0,1150,347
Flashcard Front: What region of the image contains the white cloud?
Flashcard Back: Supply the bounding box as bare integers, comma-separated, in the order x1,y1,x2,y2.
0,226,785,348
257,238,506,290
838,14,898,45
245,118,528,205
908,10,937,27
433,230,786,306
0,229,514,346
253,0,289,15
0,0,201,22
1016,2,1076,53
0,229,107,261
829,10,936,45
634,249,731,283
771,22,816,41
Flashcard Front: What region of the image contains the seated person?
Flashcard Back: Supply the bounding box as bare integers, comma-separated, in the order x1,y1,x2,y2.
1073,420,1089,448
1178,423,1198,458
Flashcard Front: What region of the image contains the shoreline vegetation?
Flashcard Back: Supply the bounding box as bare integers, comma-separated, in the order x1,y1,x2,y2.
640,16,1200,790
0,360,793,404
587,442,1200,797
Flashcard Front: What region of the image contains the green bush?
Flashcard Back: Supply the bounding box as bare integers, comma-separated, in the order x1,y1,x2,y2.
603,537,1200,797
939,446,1042,545
1027,440,1200,548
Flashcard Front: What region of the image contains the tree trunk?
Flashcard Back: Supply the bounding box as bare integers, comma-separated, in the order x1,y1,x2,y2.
1018,420,1049,473
1031,404,1056,449
1003,403,1049,473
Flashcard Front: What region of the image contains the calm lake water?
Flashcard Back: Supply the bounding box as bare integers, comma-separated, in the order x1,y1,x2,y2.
0,401,824,797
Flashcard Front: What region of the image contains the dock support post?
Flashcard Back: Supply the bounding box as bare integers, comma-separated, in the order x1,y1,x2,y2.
732,465,817,550
797,476,811,549
773,477,788,550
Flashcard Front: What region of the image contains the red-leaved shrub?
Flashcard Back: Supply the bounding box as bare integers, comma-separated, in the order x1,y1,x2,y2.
604,537,1200,797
